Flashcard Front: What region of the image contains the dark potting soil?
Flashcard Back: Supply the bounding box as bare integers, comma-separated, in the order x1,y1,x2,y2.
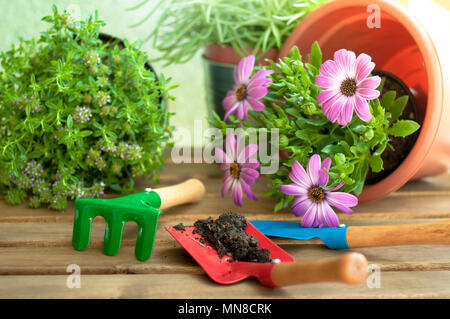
365,71,420,184
173,212,271,263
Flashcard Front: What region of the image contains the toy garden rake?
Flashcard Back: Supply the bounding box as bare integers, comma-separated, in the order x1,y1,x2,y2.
72,178,205,261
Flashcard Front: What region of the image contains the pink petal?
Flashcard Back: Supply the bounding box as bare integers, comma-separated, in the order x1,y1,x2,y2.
248,69,274,87
290,160,312,189
325,95,347,123
236,100,245,119
246,96,265,112
214,147,232,164
223,93,238,110
292,195,312,217
240,167,259,185
326,191,358,214
241,180,258,201
358,76,381,90
318,157,332,187
237,55,255,84
355,53,375,83
307,154,321,186
225,131,237,161
247,86,268,100
319,60,342,80
357,88,380,100
231,180,243,206
354,95,372,122
280,184,308,196
338,96,355,126
238,144,258,163
328,182,345,192
301,204,318,228
241,162,259,170
315,75,340,90
317,88,339,106
223,101,241,121
221,174,233,197
334,49,356,78
322,202,339,227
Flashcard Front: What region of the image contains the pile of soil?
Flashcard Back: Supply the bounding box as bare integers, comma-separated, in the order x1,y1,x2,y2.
173,212,271,263
365,70,420,184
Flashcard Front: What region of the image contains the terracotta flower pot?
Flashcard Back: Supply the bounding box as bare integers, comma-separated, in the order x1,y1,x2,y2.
280,0,450,203
203,45,279,119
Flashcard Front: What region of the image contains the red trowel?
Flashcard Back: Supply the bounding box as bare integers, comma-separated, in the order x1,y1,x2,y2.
166,222,368,287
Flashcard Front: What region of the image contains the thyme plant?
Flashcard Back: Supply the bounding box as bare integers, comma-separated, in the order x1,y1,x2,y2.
0,6,175,210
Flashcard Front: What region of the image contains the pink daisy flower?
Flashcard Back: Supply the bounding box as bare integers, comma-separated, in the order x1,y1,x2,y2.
280,154,358,228
215,131,260,206
315,49,381,126
223,55,274,121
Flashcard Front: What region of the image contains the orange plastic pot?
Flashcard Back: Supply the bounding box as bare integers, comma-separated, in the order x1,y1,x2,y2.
280,0,450,203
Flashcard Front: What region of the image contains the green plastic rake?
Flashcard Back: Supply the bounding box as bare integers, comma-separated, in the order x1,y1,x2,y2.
72,179,205,261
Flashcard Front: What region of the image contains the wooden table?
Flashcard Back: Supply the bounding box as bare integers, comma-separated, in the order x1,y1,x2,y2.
1,162,450,299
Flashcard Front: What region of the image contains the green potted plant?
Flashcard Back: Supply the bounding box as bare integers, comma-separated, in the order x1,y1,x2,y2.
279,0,450,203
0,6,175,210
128,0,326,118
210,42,421,220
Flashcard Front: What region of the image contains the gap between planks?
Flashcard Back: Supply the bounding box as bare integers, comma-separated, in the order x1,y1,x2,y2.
1,243,450,275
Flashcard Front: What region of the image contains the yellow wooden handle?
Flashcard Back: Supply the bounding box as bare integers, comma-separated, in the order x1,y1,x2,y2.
270,252,368,287
153,178,205,210
347,220,450,248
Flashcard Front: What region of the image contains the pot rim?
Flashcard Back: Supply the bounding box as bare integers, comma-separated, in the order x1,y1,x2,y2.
280,0,444,202
204,44,280,66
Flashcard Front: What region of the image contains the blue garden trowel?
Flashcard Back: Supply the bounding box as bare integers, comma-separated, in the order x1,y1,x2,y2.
250,220,450,249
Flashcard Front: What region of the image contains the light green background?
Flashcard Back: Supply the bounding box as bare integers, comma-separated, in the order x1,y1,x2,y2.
0,0,208,146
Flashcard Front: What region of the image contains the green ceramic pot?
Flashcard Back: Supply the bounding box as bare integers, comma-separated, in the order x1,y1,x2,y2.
203,58,235,120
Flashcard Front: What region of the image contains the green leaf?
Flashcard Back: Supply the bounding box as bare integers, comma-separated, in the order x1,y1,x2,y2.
389,96,409,122
368,156,383,173
381,91,396,109
67,114,73,129
388,120,420,137
310,41,322,69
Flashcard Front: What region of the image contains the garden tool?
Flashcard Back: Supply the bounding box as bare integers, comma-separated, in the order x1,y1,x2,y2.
72,178,205,261
166,222,368,287
250,220,450,249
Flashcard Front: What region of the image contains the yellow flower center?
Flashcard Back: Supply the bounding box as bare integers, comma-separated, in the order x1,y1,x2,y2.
235,85,247,101
230,162,240,179
308,186,325,203
340,78,357,96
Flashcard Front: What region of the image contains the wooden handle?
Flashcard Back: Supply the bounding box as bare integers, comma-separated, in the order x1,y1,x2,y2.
270,252,368,287
153,178,205,210
346,220,450,248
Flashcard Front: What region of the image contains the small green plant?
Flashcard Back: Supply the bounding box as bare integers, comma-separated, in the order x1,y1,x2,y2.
210,43,420,211
128,0,326,65
0,6,175,210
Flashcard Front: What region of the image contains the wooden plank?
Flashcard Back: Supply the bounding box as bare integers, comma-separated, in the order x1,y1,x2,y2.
0,219,446,248
1,271,450,298
1,242,449,275
0,162,449,223
2,189,450,223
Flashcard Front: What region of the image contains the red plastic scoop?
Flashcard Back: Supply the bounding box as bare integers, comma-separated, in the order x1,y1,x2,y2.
166,222,368,287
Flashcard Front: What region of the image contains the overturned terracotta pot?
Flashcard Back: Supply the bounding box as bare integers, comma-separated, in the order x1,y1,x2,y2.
280,0,450,202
